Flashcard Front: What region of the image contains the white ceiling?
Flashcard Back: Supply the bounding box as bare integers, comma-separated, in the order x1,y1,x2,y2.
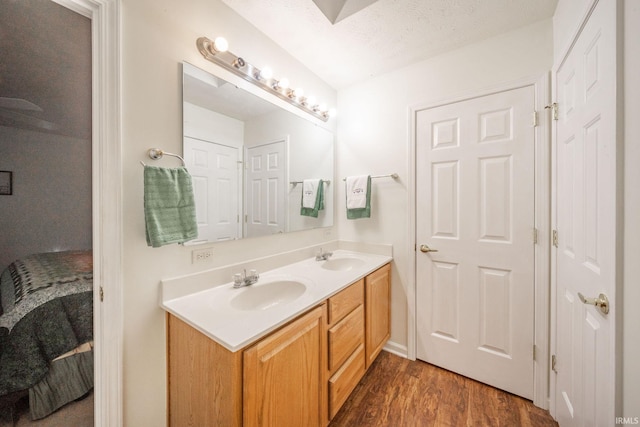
222,0,558,89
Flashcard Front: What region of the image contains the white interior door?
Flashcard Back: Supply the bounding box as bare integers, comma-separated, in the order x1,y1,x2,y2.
184,136,241,241
245,140,287,237
553,1,617,425
416,86,536,399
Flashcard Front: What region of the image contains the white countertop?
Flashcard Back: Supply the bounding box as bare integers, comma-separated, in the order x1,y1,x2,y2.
161,250,392,352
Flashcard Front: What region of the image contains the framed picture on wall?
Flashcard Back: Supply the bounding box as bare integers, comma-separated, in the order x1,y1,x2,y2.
0,171,12,195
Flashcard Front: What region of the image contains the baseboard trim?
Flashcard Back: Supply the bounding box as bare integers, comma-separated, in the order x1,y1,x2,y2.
383,340,409,359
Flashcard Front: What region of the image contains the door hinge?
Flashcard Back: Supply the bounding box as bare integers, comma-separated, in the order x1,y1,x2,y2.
532,111,539,127
533,228,539,244
551,354,558,373
99,286,104,302
545,102,558,121
244,214,248,223
552,229,559,248
533,344,537,361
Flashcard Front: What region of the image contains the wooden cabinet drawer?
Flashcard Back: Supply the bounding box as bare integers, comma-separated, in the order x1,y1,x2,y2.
328,343,365,419
328,279,364,325
328,304,364,372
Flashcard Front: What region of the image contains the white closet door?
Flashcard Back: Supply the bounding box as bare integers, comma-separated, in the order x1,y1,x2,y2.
416,85,535,399
553,1,618,425
184,137,241,241
245,140,287,237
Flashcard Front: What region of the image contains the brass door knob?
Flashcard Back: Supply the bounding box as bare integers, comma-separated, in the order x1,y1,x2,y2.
420,244,438,253
578,292,610,315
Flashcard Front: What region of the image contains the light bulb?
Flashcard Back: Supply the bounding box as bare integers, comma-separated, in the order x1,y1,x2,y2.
259,67,273,80
212,37,228,53
293,88,304,99
306,96,317,107
277,78,290,90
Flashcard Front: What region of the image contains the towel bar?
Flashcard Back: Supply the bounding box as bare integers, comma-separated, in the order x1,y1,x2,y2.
290,180,331,186
342,173,398,181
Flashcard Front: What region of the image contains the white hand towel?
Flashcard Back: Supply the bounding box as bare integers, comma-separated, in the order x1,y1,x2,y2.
302,179,321,209
346,175,369,209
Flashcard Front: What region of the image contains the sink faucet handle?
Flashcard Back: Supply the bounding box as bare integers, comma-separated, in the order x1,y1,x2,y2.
232,273,243,285
249,269,259,279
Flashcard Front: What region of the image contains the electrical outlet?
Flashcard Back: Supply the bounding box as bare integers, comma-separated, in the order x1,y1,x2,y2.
192,247,214,264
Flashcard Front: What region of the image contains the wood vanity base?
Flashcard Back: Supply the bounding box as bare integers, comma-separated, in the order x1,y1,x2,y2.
167,263,391,427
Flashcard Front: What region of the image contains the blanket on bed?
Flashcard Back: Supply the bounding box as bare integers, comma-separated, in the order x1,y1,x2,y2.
0,292,93,395
0,251,93,396
1,250,92,316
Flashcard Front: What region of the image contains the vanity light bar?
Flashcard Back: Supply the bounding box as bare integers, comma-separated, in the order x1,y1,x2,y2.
196,36,335,122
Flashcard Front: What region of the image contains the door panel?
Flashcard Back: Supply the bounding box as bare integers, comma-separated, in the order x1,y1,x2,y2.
245,140,286,237
416,86,535,399
184,137,240,241
553,2,617,425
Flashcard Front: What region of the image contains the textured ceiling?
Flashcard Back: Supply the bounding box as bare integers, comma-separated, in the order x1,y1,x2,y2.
222,0,558,89
0,0,91,138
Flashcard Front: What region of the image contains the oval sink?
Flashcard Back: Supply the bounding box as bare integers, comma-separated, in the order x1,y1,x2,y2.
230,280,307,311
321,257,366,271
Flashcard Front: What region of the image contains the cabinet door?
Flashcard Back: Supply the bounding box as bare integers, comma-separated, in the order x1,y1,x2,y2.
365,263,391,368
244,305,326,427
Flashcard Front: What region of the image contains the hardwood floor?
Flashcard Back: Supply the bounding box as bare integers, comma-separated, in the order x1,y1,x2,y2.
329,351,558,427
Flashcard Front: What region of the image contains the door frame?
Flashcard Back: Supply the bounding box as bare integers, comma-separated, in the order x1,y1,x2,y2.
408,74,551,409
52,0,123,425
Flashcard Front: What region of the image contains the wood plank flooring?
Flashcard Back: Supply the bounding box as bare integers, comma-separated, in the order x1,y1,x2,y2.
329,351,558,427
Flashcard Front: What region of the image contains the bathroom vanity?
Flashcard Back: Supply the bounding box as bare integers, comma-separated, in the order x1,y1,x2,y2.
162,250,391,426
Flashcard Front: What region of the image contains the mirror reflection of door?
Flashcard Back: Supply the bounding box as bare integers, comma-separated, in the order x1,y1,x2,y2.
184,137,241,241
245,139,287,237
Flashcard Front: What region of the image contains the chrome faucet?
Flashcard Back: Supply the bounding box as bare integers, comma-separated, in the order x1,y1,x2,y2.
315,248,333,261
232,269,259,288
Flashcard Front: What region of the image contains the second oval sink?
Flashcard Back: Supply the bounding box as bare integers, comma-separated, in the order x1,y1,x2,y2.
230,280,307,311
321,257,366,271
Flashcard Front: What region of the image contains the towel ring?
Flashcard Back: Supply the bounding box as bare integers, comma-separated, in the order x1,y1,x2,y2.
141,148,186,166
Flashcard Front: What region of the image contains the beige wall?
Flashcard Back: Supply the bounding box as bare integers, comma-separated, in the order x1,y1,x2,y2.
121,0,336,425
335,19,554,354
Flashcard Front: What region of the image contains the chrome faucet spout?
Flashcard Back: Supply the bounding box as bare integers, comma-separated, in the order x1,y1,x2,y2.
315,247,333,261
233,268,260,288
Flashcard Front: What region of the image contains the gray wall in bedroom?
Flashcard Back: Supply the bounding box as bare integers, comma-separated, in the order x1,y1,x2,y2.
0,127,92,270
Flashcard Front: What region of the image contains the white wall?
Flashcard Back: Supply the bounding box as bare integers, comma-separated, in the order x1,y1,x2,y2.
0,127,92,270
336,20,554,354
183,102,245,148
121,0,336,425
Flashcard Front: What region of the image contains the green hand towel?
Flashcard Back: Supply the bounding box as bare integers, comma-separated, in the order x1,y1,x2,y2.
346,176,371,219
144,166,198,247
300,179,324,218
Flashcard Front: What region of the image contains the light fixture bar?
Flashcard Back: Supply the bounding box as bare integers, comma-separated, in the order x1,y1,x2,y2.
196,36,332,122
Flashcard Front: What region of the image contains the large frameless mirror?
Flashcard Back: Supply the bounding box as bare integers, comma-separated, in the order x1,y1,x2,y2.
182,62,334,242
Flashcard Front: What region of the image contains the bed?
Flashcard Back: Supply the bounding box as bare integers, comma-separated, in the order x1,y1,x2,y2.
0,250,94,423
